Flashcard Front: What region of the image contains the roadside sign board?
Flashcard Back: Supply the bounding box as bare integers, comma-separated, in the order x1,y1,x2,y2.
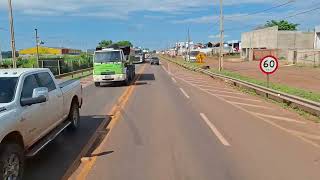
259,55,279,88
259,55,279,75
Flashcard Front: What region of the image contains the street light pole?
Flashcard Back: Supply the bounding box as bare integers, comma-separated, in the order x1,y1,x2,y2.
8,0,17,68
35,28,40,67
219,0,224,71
188,28,191,62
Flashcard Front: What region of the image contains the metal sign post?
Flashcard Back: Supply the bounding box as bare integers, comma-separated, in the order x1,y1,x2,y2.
259,55,279,88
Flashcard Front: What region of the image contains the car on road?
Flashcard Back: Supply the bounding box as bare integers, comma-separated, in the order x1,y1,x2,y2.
150,57,160,65
0,68,82,179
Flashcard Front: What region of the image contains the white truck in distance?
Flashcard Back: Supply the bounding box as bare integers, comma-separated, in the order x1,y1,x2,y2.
0,68,83,179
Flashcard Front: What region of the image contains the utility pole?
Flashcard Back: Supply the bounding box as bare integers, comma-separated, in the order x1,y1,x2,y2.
8,0,17,68
219,0,224,71
35,28,40,67
188,28,191,62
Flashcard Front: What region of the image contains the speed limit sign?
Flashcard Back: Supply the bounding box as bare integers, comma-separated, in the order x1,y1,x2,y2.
259,56,279,75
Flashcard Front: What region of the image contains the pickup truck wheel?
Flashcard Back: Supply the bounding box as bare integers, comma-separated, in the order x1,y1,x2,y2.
94,82,100,87
67,102,80,131
0,143,24,180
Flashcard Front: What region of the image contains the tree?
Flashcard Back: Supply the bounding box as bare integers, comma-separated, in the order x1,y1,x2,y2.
264,20,299,31
97,40,113,48
115,41,133,47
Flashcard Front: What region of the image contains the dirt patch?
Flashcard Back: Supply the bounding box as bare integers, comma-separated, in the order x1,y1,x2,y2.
203,56,320,92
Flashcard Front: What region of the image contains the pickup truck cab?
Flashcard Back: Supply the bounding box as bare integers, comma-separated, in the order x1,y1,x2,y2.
0,68,82,179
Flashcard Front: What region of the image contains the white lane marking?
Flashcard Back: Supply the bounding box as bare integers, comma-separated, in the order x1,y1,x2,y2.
167,62,173,75
226,101,272,109
200,113,231,146
171,77,177,83
214,94,261,102
161,65,171,75
193,84,229,89
175,76,207,81
184,80,209,84
175,76,320,149
254,113,306,124
204,89,245,96
179,88,190,99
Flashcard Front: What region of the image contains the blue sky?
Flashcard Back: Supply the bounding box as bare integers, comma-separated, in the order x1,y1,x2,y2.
0,0,319,50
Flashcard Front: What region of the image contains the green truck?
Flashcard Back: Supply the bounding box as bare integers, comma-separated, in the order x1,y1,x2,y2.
93,46,135,86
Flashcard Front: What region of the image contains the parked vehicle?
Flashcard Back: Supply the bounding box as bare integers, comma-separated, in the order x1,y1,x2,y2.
93,46,135,86
184,50,200,62
150,57,160,65
0,68,82,179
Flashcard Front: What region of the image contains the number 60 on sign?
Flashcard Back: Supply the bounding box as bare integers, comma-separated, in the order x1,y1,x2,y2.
259,56,279,75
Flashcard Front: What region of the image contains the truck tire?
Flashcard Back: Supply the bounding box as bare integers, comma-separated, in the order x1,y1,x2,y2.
0,143,24,180
123,78,129,86
67,102,80,131
94,82,100,87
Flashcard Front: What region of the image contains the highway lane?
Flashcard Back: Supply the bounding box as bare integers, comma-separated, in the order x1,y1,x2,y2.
71,61,320,180
23,64,144,180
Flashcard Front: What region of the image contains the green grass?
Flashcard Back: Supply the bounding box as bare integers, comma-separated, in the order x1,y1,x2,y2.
163,56,320,103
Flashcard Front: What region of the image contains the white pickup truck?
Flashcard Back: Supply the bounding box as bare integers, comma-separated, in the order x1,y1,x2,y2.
0,68,82,179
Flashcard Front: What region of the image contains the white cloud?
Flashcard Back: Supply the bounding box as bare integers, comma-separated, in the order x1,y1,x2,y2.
0,0,293,19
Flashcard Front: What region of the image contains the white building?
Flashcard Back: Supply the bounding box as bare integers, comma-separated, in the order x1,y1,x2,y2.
315,26,320,49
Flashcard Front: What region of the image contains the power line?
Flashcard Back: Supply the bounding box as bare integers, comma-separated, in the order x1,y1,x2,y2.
284,6,320,19
225,0,296,19
207,0,295,33
224,3,320,32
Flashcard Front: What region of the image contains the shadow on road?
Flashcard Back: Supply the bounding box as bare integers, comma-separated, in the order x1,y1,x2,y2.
24,115,111,180
90,151,114,158
137,73,156,81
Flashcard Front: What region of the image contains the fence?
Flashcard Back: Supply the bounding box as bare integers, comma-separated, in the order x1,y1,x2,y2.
39,56,93,76
288,50,320,66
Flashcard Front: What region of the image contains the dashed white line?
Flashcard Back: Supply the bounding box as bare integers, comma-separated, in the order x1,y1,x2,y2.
226,101,272,109
214,94,261,102
204,89,245,96
171,77,177,83
175,75,320,149
200,113,231,146
254,112,306,124
179,88,190,99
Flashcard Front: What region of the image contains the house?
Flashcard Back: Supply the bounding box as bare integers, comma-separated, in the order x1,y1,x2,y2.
315,26,320,49
241,26,315,61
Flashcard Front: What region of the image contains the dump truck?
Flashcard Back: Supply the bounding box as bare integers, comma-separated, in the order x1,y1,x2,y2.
93,45,135,86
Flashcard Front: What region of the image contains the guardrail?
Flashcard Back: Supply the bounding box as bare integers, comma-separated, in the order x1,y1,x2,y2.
55,67,93,79
161,56,320,117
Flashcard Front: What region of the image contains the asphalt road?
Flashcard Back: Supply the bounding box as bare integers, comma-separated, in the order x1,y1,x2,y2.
25,61,320,180
23,65,144,180
70,60,320,180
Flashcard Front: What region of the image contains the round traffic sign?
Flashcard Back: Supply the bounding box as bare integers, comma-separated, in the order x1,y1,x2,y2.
259,55,279,75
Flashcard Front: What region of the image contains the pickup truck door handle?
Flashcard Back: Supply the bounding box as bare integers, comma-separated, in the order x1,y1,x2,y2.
57,94,62,98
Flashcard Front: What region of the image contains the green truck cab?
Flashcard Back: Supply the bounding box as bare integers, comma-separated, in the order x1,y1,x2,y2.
93,46,135,86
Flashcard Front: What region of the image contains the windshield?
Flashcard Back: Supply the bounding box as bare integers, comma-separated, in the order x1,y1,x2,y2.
0,77,18,103
190,51,200,56
94,51,122,63
135,50,142,55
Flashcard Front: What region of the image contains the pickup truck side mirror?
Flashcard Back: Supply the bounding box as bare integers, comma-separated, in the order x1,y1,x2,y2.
32,87,49,101
20,87,49,106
